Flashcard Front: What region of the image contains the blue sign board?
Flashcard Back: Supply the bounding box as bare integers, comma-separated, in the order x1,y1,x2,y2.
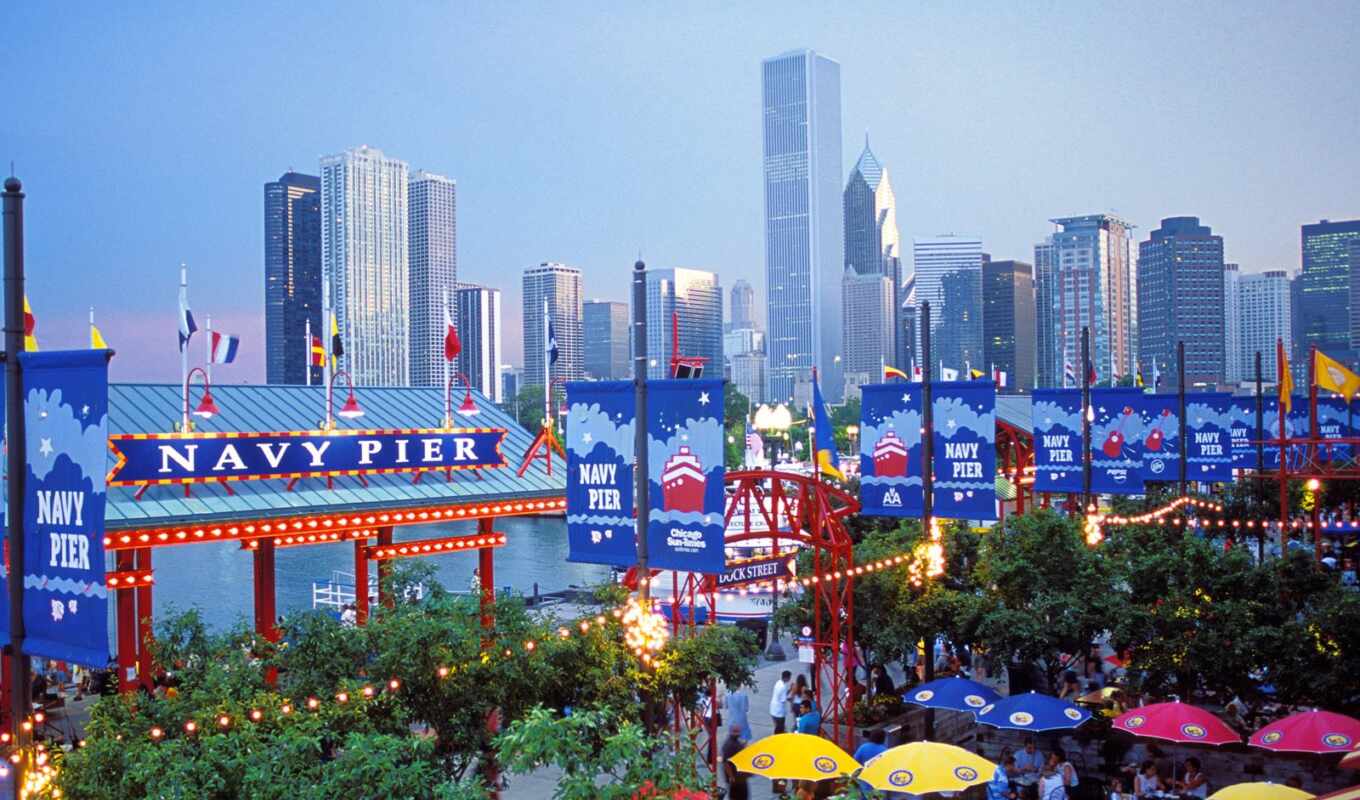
646,379,725,574
1316,398,1351,461
20,351,110,667
859,383,924,516
1138,394,1181,482
108,427,506,486
1228,397,1259,471
1032,389,1083,493
1090,388,1146,495
1186,393,1234,481
931,382,996,520
565,381,637,567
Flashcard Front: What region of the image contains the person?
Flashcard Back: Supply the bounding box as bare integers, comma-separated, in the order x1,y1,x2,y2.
988,757,1018,800
1133,760,1162,797
469,567,482,596
1146,744,1172,784
1038,759,1065,800
1053,748,1078,795
871,664,896,697
770,670,791,733
1107,775,1125,800
793,672,809,702
852,728,887,764
1014,737,1043,779
725,684,751,740
795,700,821,734
794,780,816,800
1224,694,1249,730
1058,670,1081,699
1173,756,1208,798
340,603,357,627
721,724,750,800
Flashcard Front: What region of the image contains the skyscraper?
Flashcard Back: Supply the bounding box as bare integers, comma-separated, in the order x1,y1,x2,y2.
1299,219,1360,363
264,171,321,385
841,271,895,390
762,49,843,402
912,236,984,370
728,279,757,332
583,300,629,379
454,284,501,402
1237,270,1292,383
642,268,723,379
1034,214,1134,387
522,262,583,390
842,137,901,382
896,274,917,374
1136,217,1225,388
1223,263,1242,384
320,146,410,386
408,171,457,388
982,260,1036,393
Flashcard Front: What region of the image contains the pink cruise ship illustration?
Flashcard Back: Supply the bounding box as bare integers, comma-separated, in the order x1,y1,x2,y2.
661,446,706,513
872,431,909,477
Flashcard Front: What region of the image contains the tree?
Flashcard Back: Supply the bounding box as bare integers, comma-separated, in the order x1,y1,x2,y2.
724,388,751,469
514,385,547,430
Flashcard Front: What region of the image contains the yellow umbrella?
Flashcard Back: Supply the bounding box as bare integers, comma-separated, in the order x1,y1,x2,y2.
1314,786,1360,800
1209,782,1314,800
729,733,859,782
857,741,997,794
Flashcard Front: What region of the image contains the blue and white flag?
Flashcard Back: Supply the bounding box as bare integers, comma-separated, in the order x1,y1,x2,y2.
1032,388,1083,493
177,278,197,352
859,383,924,516
1185,392,1234,481
565,381,636,567
20,350,110,667
931,381,996,520
1138,394,1180,481
1090,388,1146,495
646,379,725,573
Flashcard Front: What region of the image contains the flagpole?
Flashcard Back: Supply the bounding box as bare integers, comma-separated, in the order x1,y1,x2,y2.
1178,340,1187,498
89,306,95,347
180,264,189,430
444,288,451,428
205,314,213,383
543,297,551,427
1081,325,1092,510
1309,345,1320,563
305,317,312,387
322,270,331,423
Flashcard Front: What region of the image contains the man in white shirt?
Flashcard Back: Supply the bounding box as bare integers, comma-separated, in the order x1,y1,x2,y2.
769,670,791,733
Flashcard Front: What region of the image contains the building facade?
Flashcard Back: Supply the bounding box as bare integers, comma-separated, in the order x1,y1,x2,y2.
320,146,410,386
982,259,1036,393
453,284,501,402
842,137,901,377
1136,217,1225,389
762,49,843,402
897,274,917,374
841,271,896,386
1299,219,1360,364
912,236,984,371
1223,263,1242,384
264,171,322,385
1034,214,1135,387
408,171,458,387
583,300,630,379
729,352,766,405
1237,270,1292,384
641,268,723,379
728,279,757,332
522,262,583,389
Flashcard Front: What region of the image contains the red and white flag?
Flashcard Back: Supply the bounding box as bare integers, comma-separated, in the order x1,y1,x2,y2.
209,331,240,364
443,296,461,361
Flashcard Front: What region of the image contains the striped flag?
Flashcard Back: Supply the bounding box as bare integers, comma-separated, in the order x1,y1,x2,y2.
209,331,240,364
329,312,344,366
310,336,326,367
1063,360,1076,387
177,283,196,352
744,421,764,466
883,365,909,381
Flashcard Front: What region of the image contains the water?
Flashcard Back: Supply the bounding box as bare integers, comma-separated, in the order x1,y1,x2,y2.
147,516,609,632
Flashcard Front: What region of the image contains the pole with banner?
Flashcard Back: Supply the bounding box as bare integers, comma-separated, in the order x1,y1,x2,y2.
305,317,312,387
4,173,30,761
1309,345,1320,562
1178,341,1187,497
1081,326,1092,510
919,300,935,739
1255,351,1264,559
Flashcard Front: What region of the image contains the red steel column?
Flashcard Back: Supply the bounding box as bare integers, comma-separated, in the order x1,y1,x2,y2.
135,548,154,691
354,538,369,625
377,526,393,609
478,516,500,797
252,538,278,642
115,550,137,693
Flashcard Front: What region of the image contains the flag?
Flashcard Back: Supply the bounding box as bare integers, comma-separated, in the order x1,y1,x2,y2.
969,368,986,381
23,295,38,351
1086,359,1097,386
547,318,560,365
940,366,959,381
1152,360,1162,389
992,368,1007,388
883,365,909,381
811,372,843,480
744,421,764,466
209,331,240,364
1135,365,1145,388
912,364,923,382
1313,349,1360,402
1063,360,1075,387
330,312,344,365
1277,340,1292,413
177,285,196,352
90,322,108,350
443,299,461,361
309,336,326,367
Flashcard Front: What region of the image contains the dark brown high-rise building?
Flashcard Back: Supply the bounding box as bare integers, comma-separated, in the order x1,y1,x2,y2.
982,260,1035,393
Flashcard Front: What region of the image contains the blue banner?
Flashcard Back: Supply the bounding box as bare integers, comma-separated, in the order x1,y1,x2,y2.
1228,397,1260,471
1090,388,1147,495
108,427,506,486
20,351,110,667
565,381,636,567
646,379,725,574
1316,398,1352,462
1287,401,1309,468
1138,394,1181,482
1186,393,1234,481
1032,389,1082,493
931,382,996,520
859,383,923,516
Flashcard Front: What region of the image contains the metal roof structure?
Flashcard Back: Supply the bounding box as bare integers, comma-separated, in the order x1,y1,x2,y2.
996,394,1034,435
105,384,564,531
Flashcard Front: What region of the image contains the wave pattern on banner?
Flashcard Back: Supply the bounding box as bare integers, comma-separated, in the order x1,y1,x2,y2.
23,575,109,599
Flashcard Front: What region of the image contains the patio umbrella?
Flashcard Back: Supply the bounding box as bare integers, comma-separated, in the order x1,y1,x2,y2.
1250,710,1360,754
1341,747,1360,770
1208,782,1313,800
1111,701,1241,746
974,691,1092,732
902,676,1001,713
857,741,996,795
729,733,859,782
1313,785,1360,800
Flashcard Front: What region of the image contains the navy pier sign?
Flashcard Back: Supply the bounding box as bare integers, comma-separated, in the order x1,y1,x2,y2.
107,427,507,487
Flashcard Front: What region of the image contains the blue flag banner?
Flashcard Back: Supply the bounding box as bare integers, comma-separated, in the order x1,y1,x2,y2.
1316,398,1351,461
1186,392,1234,481
858,383,923,516
931,382,996,520
1287,401,1309,469
1032,389,1082,493
565,381,636,567
1228,397,1260,471
20,350,110,667
1138,394,1180,482
646,379,725,573
1090,388,1147,495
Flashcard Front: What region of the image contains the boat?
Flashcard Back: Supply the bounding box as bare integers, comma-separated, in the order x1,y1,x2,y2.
660,446,706,513
872,431,909,477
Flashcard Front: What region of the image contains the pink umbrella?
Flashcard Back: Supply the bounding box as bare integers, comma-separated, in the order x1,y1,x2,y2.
1250,710,1360,754
1112,701,1241,746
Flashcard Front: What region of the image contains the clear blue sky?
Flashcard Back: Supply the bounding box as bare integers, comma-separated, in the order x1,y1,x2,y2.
6,1,1358,382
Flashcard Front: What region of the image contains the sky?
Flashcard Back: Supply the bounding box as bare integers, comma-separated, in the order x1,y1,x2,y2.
5,1,1359,383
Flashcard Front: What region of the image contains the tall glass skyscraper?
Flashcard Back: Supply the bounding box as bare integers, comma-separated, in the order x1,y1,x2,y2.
321,146,410,386
642,268,723,379
408,171,458,388
454,284,501,402
762,49,843,403
264,171,321,385
1237,270,1292,383
728,279,756,331
1137,217,1225,388
982,260,1036,393
583,300,629,379
912,236,984,371
522,262,583,390
842,137,901,383
1299,218,1360,364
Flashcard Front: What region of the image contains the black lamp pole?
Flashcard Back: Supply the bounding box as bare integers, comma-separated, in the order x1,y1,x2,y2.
3,174,31,767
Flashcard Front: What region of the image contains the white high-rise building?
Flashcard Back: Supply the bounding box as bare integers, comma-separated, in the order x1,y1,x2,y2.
522,263,583,390
321,146,410,386
841,271,896,389
455,284,501,403
911,236,984,370
1238,270,1292,383
1223,263,1242,384
409,171,457,387
642,268,723,379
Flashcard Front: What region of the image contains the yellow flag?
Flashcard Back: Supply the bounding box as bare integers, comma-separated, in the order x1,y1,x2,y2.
90,323,108,350
1278,340,1292,413
1314,349,1360,401
22,295,38,352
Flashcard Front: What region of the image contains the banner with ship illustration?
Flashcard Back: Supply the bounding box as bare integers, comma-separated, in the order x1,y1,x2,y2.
931,382,996,520
20,350,110,667
858,383,923,517
1186,392,1234,482
646,379,725,574
1089,388,1147,495
564,381,637,567
1138,394,1181,482
1031,388,1083,493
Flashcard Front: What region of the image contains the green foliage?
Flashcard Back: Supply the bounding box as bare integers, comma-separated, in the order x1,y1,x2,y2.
724,388,751,469
514,384,547,430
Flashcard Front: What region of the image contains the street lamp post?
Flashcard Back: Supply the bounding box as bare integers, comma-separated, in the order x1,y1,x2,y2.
444,370,480,427
326,369,364,430
181,366,219,432
752,402,796,661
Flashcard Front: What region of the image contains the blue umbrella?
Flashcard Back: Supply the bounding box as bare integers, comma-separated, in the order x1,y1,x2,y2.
902,676,1001,713
974,691,1092,732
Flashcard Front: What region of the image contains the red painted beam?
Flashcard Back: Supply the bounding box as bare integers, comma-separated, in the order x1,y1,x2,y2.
365,530,507,561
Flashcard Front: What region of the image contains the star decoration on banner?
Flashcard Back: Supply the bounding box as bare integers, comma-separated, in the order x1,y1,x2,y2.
582,432,593,444
946,418,956,429
39,438,53,458
1044,417,1052,425
698,392,710,406
902,393,911,404
81,404,90,417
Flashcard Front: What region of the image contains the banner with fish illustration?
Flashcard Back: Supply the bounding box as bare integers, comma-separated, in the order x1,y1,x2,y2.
1185,392,1234,482
858,383,924,517
931,382,996,520
1032,388,1083,493
1138,394,1181,482
646,379,725,573
1089,388,1147,495
565,381,637,567
1316,397,1352,462
20,350,110,667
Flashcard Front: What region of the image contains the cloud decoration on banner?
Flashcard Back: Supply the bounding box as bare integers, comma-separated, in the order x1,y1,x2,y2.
646,379,725,574
565,381,637,568
1089,388,1146,495
1228,397,1259,471
1316,398,1352,461
1032,389,1082,493
1138,394,1180,482
931,382,996,520
858,383,923,517
1185,393,1234,481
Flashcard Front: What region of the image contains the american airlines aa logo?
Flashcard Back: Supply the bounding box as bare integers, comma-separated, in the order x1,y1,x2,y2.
883,487,902,507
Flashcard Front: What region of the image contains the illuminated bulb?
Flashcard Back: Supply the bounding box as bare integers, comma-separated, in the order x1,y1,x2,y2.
388,679,401,690
249,710,263,721
336,692,349,703
218,715,231,728
149,727,163,740
281,703,293,715
184,721,197,733
437,666,450,678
